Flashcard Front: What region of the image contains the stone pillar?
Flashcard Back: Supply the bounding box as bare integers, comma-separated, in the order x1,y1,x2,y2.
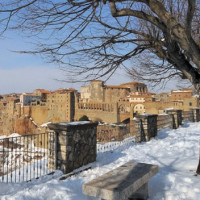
167,110,182,129
192,108,200,122
135,114,157,143
130,119,136,136
48,122,98,174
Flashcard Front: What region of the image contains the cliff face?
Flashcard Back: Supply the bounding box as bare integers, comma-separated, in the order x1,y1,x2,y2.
0,102,48,136
0,115,44,136
14,116,41,135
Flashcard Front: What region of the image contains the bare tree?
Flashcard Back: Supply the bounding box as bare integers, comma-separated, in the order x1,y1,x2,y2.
0,0,200,172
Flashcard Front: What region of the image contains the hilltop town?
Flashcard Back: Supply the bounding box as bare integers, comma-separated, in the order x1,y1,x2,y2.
0,80,198,136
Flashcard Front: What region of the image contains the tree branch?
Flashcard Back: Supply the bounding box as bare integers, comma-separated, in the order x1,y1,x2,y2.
185,0,196,36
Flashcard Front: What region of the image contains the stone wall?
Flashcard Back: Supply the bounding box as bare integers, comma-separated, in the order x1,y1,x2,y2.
48,122,97,174
182,110,194,122
167,110,182,129
97,124,129,143
130,119,137,136
30,106,48,125
157,114,173,130
192,108,200,122
135,114,157,143
75,102,119,123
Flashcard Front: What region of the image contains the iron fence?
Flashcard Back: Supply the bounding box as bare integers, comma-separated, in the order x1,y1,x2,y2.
0,132,56,183
97,135,135,153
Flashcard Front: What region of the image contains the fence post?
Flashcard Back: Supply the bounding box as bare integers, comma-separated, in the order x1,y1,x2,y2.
54,131,58,170
47,130,58,171
167,110,182,129
47,122,98,174
135,114,157,143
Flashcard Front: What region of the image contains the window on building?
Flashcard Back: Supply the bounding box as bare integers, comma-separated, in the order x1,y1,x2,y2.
189,102,192,106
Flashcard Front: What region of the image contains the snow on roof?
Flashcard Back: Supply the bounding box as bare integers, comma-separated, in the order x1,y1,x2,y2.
172,90,193,93
58,121,91,126
165,107,174,110
40,122,52,127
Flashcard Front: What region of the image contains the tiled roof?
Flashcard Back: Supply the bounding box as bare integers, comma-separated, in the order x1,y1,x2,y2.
120,81,146,86
35,89,51,94
104,85,130,89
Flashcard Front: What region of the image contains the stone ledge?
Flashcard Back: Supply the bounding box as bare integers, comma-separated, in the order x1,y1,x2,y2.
48,122,98,131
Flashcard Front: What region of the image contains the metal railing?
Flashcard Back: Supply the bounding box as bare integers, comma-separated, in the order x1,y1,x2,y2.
97,135,135,153
0,132,56,183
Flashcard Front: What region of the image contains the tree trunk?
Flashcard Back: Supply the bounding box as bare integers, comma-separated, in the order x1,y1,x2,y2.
196,159,200,174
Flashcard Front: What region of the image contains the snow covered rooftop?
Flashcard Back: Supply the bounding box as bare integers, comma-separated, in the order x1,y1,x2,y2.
58,121,91,126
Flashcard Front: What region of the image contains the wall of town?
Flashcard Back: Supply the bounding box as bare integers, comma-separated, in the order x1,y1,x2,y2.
104,87,130,103
75,102,119,123
30,106,49,125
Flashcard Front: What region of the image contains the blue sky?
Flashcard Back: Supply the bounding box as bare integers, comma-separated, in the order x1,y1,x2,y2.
0,30,134,94
0,31,185,95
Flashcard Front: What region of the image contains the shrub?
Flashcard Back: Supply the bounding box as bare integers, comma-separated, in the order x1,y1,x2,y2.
79,115,89,121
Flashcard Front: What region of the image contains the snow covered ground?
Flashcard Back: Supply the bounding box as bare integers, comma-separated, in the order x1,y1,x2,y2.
1,122,200,200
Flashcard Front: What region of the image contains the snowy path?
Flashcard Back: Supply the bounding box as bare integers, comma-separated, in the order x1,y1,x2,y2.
1,122,200,200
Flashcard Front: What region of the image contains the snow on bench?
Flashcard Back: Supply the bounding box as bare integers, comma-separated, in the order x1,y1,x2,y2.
82,161,158,200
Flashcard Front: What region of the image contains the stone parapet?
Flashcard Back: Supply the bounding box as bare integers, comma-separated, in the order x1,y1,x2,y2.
167,109,182,129
182,110,194,122
135,114,157,143
157,114,173,130
192,108,200,122
48,122,98,174
130,119,137,136
97,124,129,143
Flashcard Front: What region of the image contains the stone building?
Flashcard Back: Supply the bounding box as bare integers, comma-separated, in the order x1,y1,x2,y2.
77,80,200,124
76,80,150,123
0,88,78,136
46,88,77,123
20,93,41,106
120,81,148,93
170,88,194,101
155,92,170,102
80,80,147,103
33,89,51,102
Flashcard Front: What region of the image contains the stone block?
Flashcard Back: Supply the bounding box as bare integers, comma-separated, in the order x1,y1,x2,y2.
57,135,67,146
83,162,158,200
57,151,67,161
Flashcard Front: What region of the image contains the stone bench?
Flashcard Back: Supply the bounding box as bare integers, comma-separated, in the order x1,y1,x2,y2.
82,161,158,200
